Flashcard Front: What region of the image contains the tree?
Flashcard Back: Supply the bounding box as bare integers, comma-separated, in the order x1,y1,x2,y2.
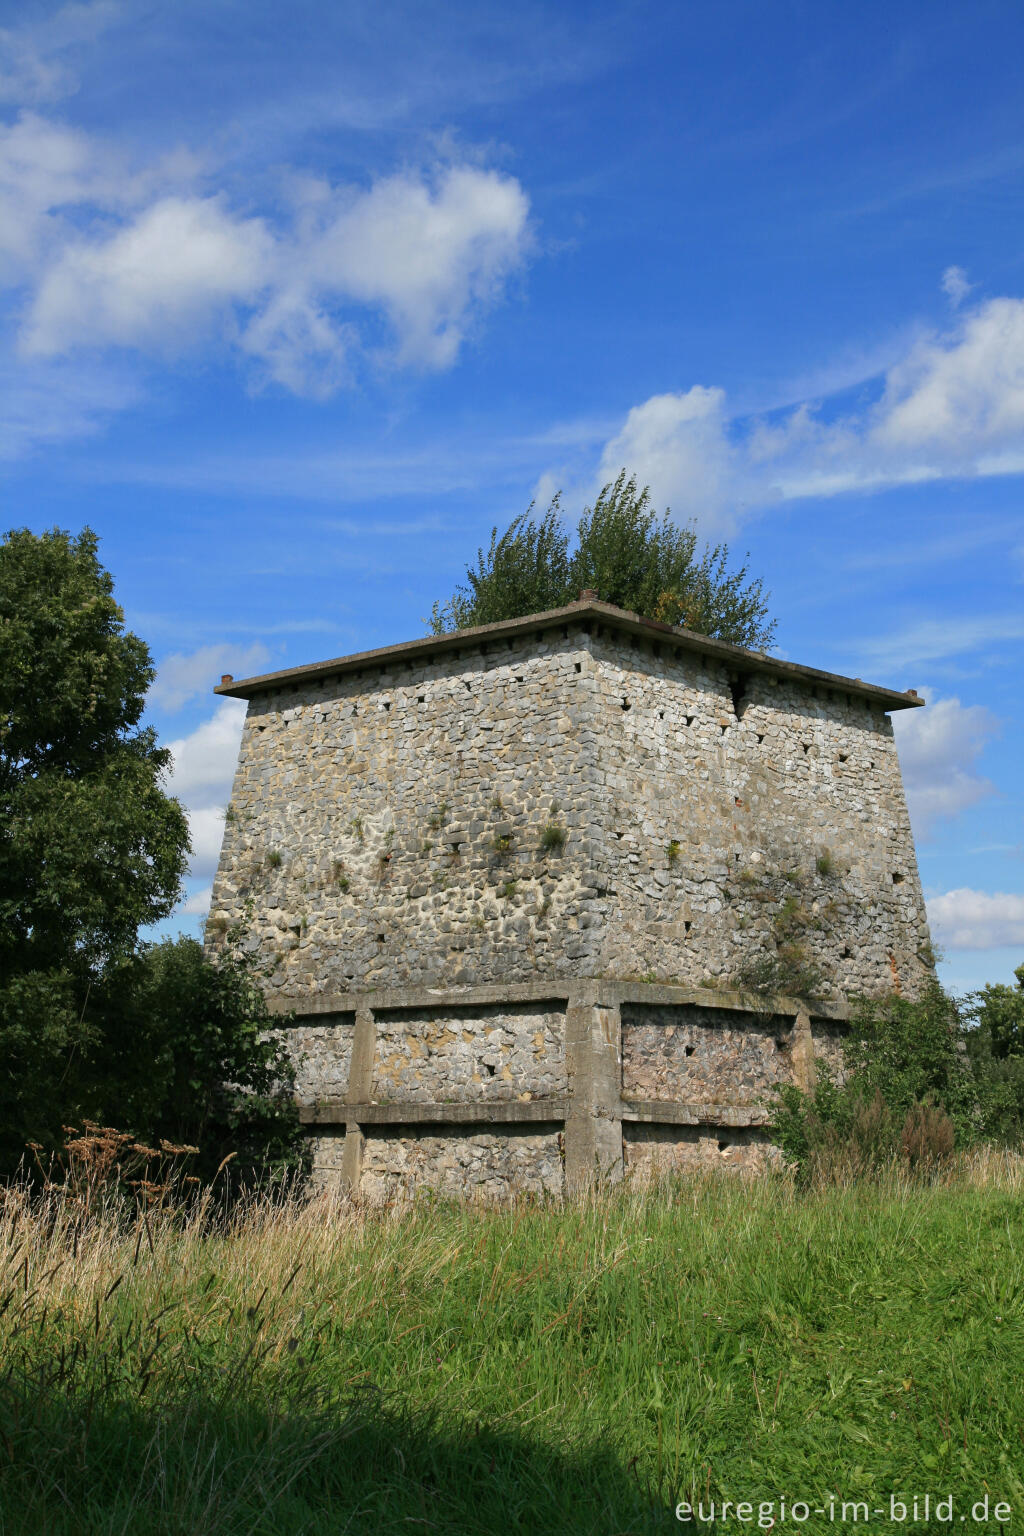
769,981,982,1180
964,963,1024,1142
0,527,190,1163
92,937,308,1186
428,471,776,650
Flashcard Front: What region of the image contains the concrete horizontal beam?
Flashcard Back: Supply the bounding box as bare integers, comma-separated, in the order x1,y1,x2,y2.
299,1096,772,1131
620,1099,771,1129
300,1098,570,1126
271,977,850,1022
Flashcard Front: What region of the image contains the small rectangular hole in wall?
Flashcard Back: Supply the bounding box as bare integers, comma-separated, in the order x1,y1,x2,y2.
574,662,582,673
684,1044,695,1057
463,680,471,691
658,709,665,719
684,920,692,933
686,715,695,726
892,871,905,884
515,675,524,683
383,700,391,711
621,698,631,711
839,752,848,762
417,694,425,704
720,724,728,735
375,933,385,944
757,733,764,744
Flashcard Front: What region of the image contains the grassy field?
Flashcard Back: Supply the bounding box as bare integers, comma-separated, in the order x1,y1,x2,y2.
1,1161,1022,1535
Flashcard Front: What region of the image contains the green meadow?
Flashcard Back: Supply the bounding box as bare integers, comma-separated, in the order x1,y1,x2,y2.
1,1163,1021,1535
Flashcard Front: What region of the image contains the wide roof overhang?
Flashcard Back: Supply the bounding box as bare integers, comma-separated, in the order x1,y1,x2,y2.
213,597,925,712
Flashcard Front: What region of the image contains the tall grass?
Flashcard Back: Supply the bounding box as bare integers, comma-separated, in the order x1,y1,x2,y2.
1,1157,1022,1534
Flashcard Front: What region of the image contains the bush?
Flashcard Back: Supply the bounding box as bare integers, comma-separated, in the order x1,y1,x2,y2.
89,937,309,1188
770,982,974,1182
964,962,1024,1143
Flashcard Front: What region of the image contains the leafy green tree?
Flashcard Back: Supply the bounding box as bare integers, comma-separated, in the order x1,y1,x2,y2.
770,981,981,1179
964,963,1024,1142
429,471,775,650
93,937,308,1185
0,527,190,1164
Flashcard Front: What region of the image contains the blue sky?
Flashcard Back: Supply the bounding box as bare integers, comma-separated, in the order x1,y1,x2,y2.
2,0,1022,993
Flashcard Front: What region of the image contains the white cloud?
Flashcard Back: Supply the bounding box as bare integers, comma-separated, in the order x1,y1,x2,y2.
307,165,531,370
182,884,213,917
0,2,121,107
166,698,246,806
24,195,273,357
589,289,1024,531
164,699,246,882
186,807,231,881
2,116,531,395
891,693,1000,838
596,387,739,531
928,889,1024,951
941,265,971,308
150,643,271,712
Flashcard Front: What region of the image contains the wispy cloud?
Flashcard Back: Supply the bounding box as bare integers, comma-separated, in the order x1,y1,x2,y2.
0,2,123,107
583,285,1024,533
164,699,246,885
858,615,1024,672
0,108,532,415
928,888,1024,951
891,692,1000,839
149,642,271,712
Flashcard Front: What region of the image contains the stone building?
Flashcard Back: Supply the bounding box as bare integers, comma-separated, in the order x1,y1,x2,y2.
207,595,930,1197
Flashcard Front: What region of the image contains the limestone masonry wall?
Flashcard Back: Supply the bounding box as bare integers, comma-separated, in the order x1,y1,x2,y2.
208,604,932,1197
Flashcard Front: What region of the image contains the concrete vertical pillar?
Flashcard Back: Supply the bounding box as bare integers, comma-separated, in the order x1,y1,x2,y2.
564,988,623,1190
340,1005,376,1193
340,1125,365,1191
791,1009,817,1093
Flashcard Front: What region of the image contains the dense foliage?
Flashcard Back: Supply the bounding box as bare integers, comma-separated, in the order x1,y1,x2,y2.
965,962,1024,1142
771,976,1024,1178
92,937,308,1186
428,470,776,650
0,526,305,1181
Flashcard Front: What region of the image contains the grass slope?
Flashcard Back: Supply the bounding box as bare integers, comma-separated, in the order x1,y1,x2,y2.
1,1165,1022,1534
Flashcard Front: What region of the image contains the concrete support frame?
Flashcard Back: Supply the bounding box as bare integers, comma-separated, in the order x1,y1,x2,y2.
564,987,623,1190
340,1005,376,1191
292,981,847,1195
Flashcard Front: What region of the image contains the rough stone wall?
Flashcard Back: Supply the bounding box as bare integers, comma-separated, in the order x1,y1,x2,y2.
372,1003,567,1103
620,1003,794,1106
587,628,930,999
209,619,929,1009
209,630,602,1005
359,1126,564,1202
622,1122,779,1174
286,1014,355,1107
